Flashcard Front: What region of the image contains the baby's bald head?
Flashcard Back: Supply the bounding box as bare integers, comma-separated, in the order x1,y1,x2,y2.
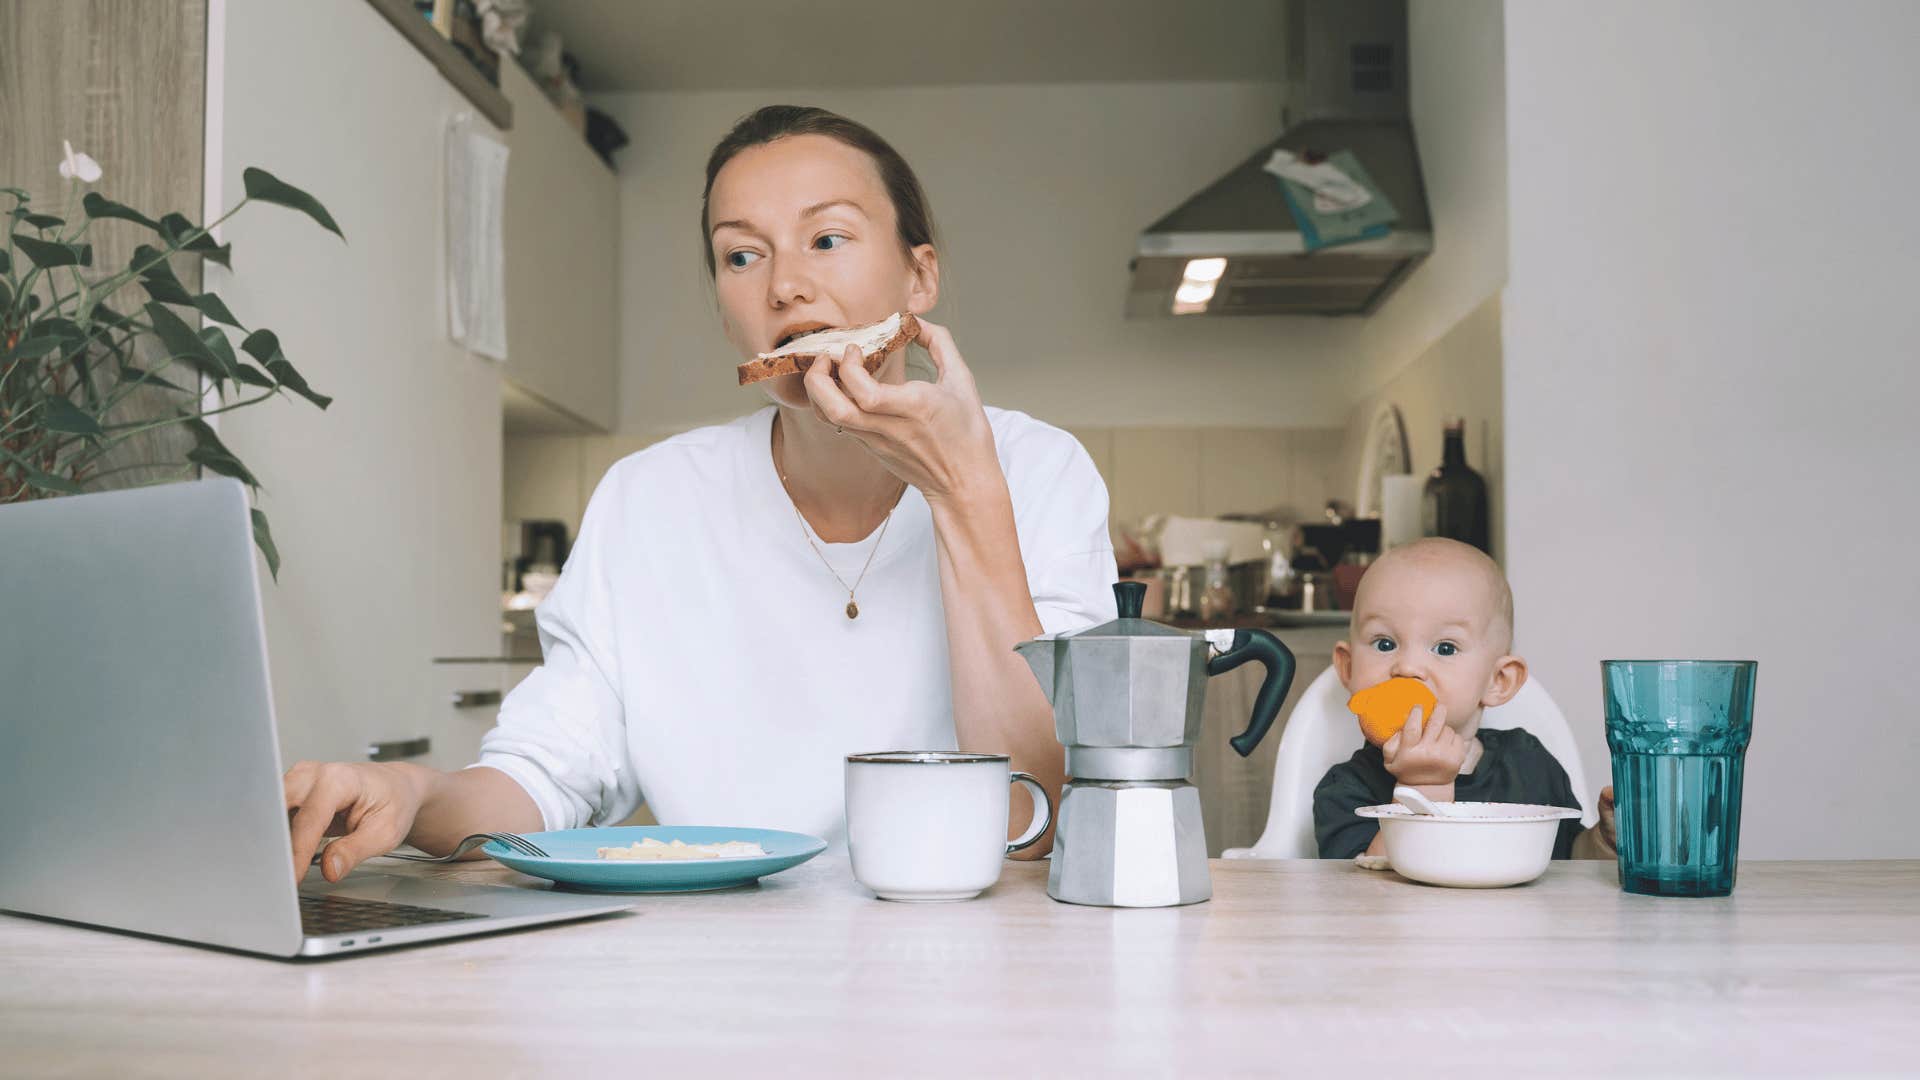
1350,538,1513,653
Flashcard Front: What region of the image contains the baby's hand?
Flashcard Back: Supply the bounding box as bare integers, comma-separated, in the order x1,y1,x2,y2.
1381,705,1465,787
1572,786,1620,859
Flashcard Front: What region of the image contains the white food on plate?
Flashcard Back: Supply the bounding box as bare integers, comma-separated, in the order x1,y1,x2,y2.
595,838,768,861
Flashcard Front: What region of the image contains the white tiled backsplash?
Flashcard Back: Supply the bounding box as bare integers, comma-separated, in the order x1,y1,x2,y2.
504,425,1346,554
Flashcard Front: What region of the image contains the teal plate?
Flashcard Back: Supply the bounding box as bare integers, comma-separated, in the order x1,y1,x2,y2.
484,826,828,893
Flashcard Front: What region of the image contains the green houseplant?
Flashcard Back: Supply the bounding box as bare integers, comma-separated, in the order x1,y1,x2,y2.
1,141,343,578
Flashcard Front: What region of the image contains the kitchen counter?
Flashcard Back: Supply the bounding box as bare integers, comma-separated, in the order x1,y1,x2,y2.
4,857,1916,1074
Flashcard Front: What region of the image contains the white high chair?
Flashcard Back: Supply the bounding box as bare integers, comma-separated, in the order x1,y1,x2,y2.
1223,667,1595,860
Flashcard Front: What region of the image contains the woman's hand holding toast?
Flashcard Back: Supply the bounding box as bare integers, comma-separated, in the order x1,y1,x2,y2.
802,317,1000,505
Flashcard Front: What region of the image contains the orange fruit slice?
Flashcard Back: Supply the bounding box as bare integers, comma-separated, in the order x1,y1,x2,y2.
1348,677,1438,745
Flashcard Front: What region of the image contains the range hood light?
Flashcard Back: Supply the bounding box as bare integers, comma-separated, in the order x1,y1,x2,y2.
1174,279,1217,305
1124,0,1434,318
1182,257,1227,283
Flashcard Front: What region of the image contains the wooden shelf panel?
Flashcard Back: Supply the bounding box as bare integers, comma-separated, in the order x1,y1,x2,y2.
364,0,512,130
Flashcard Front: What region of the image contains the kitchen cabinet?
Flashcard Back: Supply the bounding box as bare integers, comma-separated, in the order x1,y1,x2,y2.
424,658,541,770
423,655,656,824
500,61,620,431
203,1,505,763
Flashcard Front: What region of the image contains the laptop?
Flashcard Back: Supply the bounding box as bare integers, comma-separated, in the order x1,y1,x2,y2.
0,478,628,958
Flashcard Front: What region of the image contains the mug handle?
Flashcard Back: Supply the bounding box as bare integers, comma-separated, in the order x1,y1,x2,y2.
1006,771,1054,855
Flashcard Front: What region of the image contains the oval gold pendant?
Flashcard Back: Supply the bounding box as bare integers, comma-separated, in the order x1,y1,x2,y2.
845,600,859,620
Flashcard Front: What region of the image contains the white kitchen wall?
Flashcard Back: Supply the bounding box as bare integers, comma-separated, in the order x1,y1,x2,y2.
1503,0,1920,857
506,15,1516,569
1343,0,1508,397
1322,0,1506,554
593,80,1371,434
589,4,1510,438
210,0,504,763
1335,293,1503,554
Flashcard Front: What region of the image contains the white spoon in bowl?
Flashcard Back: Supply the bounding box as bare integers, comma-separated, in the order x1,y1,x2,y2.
1393,785,1455,817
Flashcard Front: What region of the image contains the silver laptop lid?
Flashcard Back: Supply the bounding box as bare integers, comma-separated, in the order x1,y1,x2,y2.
0,478,303,955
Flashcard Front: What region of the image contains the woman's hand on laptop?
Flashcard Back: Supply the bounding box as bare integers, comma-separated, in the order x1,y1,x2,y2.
284,761,430,882
283,761,543,882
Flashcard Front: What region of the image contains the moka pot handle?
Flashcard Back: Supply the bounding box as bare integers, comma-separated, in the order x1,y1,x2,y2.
1206,629,1297,757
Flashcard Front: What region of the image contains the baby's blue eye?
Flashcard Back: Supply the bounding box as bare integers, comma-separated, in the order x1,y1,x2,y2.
1433,641,1459,657
1371,637,1397,654
814,234,847,251
726,249,761,269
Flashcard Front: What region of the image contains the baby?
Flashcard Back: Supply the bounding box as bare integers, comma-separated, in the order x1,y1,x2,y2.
1312,538,1617,861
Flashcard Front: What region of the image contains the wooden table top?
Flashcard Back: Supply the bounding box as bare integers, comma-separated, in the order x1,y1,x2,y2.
4,858,1917,1076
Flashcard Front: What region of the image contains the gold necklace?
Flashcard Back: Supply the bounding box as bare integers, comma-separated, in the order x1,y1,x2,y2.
774,427,903,619
784,488,894,619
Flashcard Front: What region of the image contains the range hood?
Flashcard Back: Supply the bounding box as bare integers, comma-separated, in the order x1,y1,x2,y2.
1126,0,1430,318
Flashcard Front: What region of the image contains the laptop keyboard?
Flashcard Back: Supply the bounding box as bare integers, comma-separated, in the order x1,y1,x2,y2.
300,894,486,937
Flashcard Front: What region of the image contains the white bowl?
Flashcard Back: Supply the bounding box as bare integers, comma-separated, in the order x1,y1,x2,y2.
1355,801,1583,888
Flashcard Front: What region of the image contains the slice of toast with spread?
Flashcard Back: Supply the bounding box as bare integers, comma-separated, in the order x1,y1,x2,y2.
736,312,919,387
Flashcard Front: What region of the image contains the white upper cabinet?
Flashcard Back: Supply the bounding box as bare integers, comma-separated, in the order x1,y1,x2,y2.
501,61,620,432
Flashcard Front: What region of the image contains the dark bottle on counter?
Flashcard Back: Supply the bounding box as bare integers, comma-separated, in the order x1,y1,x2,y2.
1422,416,1491,556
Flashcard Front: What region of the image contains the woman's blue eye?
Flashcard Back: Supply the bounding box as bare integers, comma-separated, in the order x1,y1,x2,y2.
1371,637,1396,653
814,234,847,251
726,250,760,269
1433,641,1459,657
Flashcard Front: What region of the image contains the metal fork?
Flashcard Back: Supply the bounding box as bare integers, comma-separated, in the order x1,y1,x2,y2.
310,831,550,866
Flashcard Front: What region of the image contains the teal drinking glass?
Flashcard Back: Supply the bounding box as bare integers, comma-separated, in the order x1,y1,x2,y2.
1602,660,1757,897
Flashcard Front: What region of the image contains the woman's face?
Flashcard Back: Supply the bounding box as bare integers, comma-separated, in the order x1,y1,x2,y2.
707,134,938,410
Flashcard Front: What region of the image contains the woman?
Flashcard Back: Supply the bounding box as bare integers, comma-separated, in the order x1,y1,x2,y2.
284,106,1117,881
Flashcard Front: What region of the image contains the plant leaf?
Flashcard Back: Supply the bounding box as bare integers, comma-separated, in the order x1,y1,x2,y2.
133,245,195,304
144,302,230,386
40,395,104,437
82,192,161,232
191,292,244,328
130,243,171,276
1,187,28,202
0,276,10,310
4,334,64,361
67,349,101,410
182,417,260,489
199,328,270,387
158,213,233,268
118,363,191,395
140,276,193,305
243,167,344,240
0,448,83,494
0,248,10,273
187,445,260,487
251,508,281,582
199,326,239,368
232,362,275,388
34,317,84,342
90,303,135,330
240,329,332,409
12,233,84,268
19,211,64,230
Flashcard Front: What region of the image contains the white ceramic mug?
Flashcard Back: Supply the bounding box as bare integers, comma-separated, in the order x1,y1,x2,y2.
844,751,1053,902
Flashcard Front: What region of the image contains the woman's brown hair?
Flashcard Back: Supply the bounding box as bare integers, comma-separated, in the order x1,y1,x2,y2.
700,105,937,277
